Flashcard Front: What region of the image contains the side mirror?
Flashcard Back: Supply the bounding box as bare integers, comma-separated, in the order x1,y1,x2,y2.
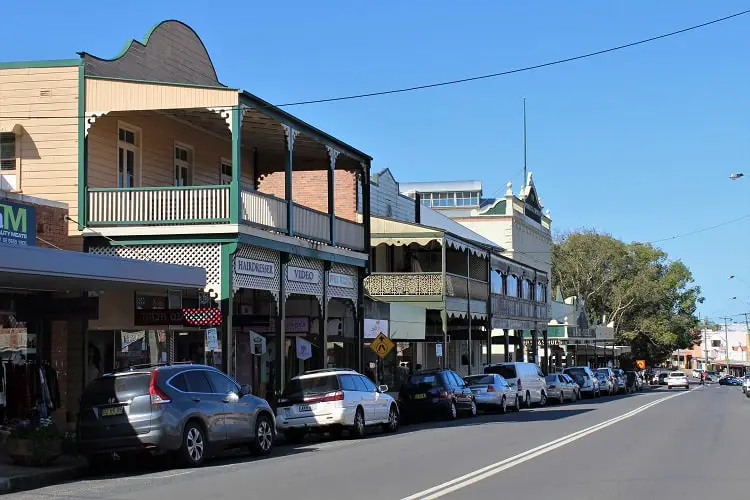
240,384,252,396
378,385,389,393
224,392,240,403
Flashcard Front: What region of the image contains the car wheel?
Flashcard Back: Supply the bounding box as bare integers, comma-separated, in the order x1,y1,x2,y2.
559,391,566,404
448,400,458,420
572,390,578,402
468,400,478,417
512,395,521,412
539,392,547,407
500,396,507,414
350,407,366,439
382,404,400,433
251,414,274,456
524,391,532,409
179,422,206,467
283,429,306,444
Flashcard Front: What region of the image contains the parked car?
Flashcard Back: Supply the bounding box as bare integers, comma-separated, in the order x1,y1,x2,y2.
612,369,628,393
718,375,742,386
594,368,617,395
667,371,690,390
77,363,275,467
464,373,519,413
742,376,750,396
277,368,399,442
398,369,477,422
545,373,579,404
658,372,669,385
484,362,548,408
563,366,601,398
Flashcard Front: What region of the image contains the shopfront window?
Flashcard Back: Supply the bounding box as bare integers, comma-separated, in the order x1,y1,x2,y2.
87,330,168,385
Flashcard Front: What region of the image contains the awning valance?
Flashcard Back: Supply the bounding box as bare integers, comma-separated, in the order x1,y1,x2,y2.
445,236,487,258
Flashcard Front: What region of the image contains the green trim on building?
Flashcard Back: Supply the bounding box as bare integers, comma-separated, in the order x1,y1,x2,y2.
109,236,238,246
77,60,86,230
220,242,239,300
482,200,507,215
0,59,81,69
547,326,566,338
239,234,366,268
230,105,241,224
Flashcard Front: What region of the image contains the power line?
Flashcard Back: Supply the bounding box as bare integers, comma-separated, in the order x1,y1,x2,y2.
274,9,750,107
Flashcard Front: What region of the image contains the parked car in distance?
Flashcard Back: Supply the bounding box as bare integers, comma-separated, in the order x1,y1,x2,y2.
545,373,579,404
594,368,616,395
77,363,275,467
667,371,690,390
277,368,399,443
612,369,628,393
658,372,669,385
563,366,600,398
718,375,742,386
484,362,548,408
625,371,640,392
398,369,477,422
464,373,519,413
742,376,750,396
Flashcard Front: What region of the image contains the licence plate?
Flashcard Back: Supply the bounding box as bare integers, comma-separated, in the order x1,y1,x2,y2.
101,406,124,417
297,404,312,412
413,393,427,400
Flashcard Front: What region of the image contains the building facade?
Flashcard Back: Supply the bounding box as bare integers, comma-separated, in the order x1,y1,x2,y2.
1,20,372,403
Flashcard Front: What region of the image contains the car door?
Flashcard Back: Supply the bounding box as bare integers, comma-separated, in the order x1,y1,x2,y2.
352,375,377,422
451,371,473,409
205,370,249,442
359,375,388,422
536,367,546,401
183,370,227,443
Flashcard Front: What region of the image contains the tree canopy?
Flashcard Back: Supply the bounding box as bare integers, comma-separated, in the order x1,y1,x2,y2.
551,230,702,365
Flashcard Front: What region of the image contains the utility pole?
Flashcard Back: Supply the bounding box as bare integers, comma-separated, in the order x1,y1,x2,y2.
703,317,709,371
723,317,731,375
743,312,750,364
522,97,527,188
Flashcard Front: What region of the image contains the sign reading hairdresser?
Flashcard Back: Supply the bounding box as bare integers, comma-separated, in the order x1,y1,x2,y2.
0,200,35,247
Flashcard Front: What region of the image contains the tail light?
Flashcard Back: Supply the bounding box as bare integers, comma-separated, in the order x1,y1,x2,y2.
149,370,171,405
487,385,496,392
304,391,344,404
517,380,522,392
438,390,449,399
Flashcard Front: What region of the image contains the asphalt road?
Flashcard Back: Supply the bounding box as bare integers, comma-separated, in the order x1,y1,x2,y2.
9,385,748,500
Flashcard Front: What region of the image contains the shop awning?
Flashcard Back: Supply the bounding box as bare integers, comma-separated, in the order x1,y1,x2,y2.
0,243,205,293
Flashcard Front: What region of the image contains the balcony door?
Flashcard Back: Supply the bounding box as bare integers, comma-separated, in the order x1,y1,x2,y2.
175,145,192,186
117,125,140,188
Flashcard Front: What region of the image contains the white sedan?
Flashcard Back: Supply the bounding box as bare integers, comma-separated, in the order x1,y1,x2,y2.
667,371,690,390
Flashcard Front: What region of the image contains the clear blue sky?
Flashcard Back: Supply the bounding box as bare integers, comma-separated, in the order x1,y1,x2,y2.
3,1,749,323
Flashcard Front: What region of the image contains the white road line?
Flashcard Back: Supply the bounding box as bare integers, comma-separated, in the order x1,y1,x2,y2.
401,390,691,500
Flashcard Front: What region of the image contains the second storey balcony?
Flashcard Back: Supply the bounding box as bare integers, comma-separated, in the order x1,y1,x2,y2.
81,76,370,253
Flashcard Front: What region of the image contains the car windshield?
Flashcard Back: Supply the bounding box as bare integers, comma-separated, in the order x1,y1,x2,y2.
595,372,608,379
545,375,558,383
484,365,516,379
465,375,495,386
670,372,685,377
565,368,587,379
282,376,340,398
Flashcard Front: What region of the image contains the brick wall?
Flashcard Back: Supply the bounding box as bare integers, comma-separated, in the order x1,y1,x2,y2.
257,169,359,221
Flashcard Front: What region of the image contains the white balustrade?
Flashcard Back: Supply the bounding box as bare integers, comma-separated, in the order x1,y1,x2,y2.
240,189,288,232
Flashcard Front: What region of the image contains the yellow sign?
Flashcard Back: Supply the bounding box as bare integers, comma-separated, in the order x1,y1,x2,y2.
635,359,646,370
370,332,395,359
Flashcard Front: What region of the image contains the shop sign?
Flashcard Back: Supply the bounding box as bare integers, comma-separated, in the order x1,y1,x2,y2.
364,318,388,339
235,257,276,278
249,331,266,355
135,309,184,325
523,338,565,347
329,273,355,289
436,343,443,357
296,337,313,360
287,266,320,284
0,200,36,247
286,316,309,333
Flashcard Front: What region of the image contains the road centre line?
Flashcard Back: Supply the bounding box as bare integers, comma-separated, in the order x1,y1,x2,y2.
401,390,691,500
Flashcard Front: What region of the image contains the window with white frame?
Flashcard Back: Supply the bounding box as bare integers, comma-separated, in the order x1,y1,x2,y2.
174,145,191,186
117,126,139,188
220,159,232,185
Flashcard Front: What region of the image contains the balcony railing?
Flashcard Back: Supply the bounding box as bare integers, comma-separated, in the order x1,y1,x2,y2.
240,188,288,232
88,186,231,225
364,272,443,297
491,294,548,320
293,203,330,243
86,185,366,252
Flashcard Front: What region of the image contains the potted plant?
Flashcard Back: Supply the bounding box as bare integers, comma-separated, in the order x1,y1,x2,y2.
4,418,62,466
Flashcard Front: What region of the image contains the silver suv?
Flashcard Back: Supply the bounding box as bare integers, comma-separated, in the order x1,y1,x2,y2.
77,363,275,467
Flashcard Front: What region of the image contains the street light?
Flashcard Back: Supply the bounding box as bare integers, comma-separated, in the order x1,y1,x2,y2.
729,173,744,180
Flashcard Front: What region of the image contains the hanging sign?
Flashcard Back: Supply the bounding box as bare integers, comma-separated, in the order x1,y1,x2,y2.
296,337,313,360
235,257,276,278
329,273,356,289
0,200,36,247
364,319,389,339
436,343,443,357
249,331,267,356
287,266,320,284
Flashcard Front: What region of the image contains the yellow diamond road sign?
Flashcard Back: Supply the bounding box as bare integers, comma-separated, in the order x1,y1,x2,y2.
370,332,394,359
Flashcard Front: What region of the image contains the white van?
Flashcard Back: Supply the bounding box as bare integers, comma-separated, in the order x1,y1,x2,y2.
483,362,547,408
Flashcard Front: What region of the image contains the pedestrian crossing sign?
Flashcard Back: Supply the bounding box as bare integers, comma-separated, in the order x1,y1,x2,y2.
370,332,394,359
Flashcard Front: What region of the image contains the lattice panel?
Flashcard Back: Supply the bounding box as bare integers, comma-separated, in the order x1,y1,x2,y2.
469,254,488,281
285,255,324,302
328,263,359,305
88,244,220,294
233,244,280,301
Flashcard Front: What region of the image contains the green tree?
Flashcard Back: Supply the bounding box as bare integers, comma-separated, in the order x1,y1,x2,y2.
552,230,702,365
